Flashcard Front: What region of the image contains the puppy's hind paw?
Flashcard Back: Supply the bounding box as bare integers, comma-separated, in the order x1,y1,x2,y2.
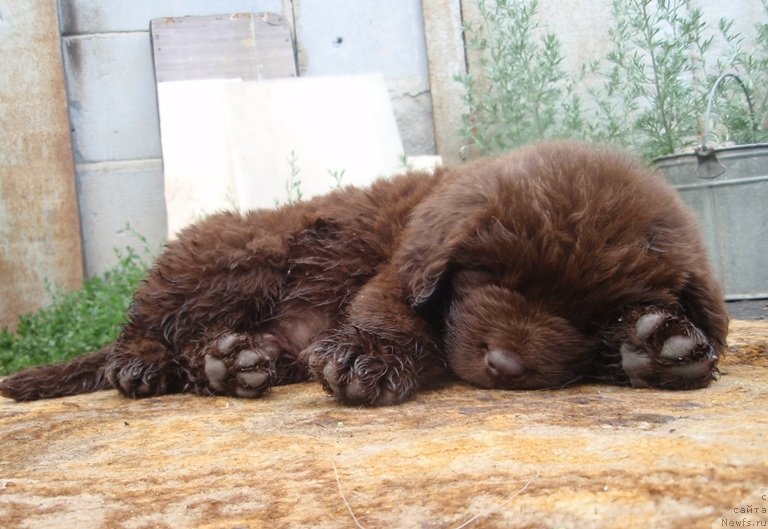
107,355,172,398
202,332,280,398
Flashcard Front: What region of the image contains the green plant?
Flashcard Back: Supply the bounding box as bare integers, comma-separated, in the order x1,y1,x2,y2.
0,245,149,376
328,168,346,188
457,0,584,154
595,0,722,156
459,0,768,160
285,150,304,205
398,152,414,171
705,7,768,145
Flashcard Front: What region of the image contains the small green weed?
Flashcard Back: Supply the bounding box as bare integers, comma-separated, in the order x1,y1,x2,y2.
285,150,304,205
0,246,148,376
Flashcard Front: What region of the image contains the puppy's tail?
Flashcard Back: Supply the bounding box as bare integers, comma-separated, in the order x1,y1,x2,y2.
0,347,112,401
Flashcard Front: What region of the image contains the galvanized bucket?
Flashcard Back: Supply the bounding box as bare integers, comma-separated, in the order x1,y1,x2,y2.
654,143,768,300
653,74,767,300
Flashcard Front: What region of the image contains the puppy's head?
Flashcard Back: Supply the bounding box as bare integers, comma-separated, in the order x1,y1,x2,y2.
443,283,596,389
393,154,597,389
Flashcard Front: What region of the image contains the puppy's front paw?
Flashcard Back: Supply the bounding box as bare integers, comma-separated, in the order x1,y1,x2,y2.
619,307,720,389
108,356,170,398
307,328,420,406
107,341,175,398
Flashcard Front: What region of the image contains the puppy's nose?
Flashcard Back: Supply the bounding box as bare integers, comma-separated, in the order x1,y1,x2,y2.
485,348,526,379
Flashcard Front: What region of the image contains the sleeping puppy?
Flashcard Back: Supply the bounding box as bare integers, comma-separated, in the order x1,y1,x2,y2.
0,141,728,405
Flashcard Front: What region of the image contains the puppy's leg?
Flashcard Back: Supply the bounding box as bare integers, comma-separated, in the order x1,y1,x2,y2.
105,210,301,399
195,330,308,398
678,266,730,353
306,266,445,406
596,305,721,389
190,302,333,397
106,336,185,398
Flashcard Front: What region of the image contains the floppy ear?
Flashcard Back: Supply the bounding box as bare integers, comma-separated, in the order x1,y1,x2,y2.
396,238,456,308
394,187,482,309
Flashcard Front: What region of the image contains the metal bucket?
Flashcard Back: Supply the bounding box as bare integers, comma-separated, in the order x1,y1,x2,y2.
654,143,768,300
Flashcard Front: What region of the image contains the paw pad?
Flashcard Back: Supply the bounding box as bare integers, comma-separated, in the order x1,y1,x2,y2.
619,307,719,389
309,333,417,406
106,351,171,399
202,332,280,398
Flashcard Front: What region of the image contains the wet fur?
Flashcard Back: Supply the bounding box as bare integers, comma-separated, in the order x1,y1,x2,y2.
0,142,729,404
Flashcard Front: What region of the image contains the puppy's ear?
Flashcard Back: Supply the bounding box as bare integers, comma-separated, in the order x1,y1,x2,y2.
394,187,481,309
397,239,456,308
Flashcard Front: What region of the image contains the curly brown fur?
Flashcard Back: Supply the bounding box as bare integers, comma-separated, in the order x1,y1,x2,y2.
0,348,111,401
0,141,728,405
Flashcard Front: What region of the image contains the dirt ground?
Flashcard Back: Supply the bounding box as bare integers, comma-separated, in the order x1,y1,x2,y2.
1,320,766,529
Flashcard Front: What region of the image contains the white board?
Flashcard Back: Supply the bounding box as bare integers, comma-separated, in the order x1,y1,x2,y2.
158,79,241,234
223,74,405,211
157,74,405,236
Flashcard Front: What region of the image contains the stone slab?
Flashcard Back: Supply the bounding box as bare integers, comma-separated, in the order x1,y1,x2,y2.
0,0,83,329
157,79,241,235
223,75,406,211
0,320,766,528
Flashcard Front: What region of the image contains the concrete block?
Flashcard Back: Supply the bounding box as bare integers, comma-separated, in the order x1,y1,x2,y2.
62,33,162,163
293,0,434,155
76,160,167,277
295,0,428,79
58,0,284,34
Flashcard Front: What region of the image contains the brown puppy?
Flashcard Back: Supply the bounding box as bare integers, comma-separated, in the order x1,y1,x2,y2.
0,142,728,405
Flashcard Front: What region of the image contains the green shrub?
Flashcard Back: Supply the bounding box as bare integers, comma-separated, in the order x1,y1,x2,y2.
708,9,768,145
0,246,148,375
457,0,584,154
459,0,768,160
592,0,714,155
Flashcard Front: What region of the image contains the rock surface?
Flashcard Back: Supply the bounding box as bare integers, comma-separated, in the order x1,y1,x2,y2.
1,321,766,529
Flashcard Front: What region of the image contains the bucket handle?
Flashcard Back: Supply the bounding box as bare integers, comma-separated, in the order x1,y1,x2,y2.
700,72,758,150
695,73,758,179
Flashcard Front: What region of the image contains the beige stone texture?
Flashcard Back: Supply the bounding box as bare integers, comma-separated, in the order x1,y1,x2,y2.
0,0,83,329
1,320,766,529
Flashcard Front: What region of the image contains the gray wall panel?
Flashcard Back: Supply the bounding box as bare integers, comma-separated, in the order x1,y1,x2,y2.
58,0,284,34
62,34,161,163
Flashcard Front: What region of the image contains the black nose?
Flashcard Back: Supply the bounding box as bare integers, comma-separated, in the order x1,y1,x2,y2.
485,348,526,379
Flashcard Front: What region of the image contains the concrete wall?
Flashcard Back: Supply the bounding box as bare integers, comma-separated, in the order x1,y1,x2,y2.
531,0,764,80
294,0,435,154
58,0,285,276
58,0,435,277
16,0,766,281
